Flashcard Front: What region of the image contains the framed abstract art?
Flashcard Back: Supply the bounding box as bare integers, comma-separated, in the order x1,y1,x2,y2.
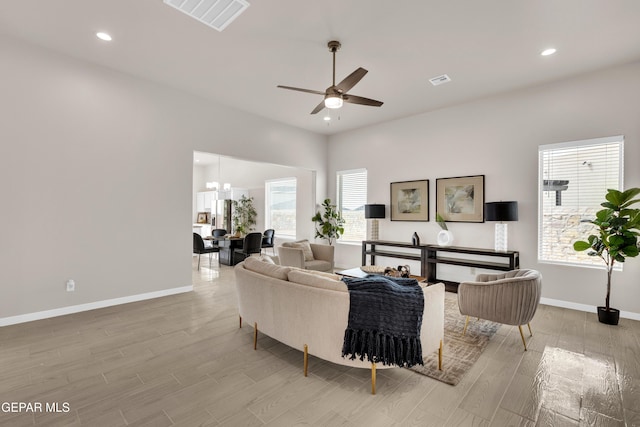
390,180,429,221
436,175,485,222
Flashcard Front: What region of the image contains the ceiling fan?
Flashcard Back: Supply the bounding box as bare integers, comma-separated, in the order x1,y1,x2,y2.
277,40,383,115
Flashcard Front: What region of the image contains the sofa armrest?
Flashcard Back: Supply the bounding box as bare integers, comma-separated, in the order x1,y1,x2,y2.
310,244,335,267
277,246,305,269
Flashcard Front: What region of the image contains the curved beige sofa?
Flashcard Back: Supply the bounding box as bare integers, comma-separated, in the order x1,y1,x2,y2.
234,257,445,393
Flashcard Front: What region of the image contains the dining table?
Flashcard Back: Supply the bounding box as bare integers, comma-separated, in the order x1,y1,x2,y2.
211,236,245,266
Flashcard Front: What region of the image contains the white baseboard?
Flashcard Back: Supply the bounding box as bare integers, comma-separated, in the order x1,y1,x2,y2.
0,286,193,327
540,297,640,321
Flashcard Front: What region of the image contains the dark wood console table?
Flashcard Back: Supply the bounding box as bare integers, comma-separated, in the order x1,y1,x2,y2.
362,240,519,292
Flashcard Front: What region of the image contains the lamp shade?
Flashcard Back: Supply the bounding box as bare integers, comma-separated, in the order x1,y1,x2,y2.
485,201,518,221
364,204,386,219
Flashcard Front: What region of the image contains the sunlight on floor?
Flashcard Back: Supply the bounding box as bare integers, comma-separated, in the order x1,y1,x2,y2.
536,346,624,425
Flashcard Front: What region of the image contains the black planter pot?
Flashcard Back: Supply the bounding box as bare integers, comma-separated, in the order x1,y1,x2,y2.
597,306,620,325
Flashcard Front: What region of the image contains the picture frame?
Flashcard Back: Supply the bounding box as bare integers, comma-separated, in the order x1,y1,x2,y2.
390,179,429,221
197,212,208,224
436,175,485,223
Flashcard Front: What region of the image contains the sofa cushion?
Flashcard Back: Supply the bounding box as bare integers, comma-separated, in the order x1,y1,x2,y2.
304,259,332,272
243,256,291,280
302,269,341,281
282,240,314,261
257,254,276,264
288,270,347,292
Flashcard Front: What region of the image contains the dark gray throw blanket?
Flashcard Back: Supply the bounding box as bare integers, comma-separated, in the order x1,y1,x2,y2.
341,275,424,368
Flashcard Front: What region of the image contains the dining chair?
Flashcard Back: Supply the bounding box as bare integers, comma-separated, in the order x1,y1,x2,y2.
193,232,220,270
261,229,275,254
234,232,263,263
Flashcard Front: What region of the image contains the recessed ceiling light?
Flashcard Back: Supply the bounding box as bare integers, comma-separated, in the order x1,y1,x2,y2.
96,32,112,41
323,116,331,121
541,48,556,56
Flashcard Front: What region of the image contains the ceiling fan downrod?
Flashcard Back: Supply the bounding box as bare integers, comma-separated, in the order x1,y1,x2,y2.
328,40,341,88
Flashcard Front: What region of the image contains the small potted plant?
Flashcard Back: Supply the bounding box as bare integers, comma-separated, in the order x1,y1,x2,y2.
311,198,345,245
573,188,640,325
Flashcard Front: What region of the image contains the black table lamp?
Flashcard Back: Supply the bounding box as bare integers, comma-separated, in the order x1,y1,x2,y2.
364,204,386,240
485,201,518,252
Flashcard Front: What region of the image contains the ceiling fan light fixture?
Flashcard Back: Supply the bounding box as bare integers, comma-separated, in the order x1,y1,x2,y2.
324,95,343,109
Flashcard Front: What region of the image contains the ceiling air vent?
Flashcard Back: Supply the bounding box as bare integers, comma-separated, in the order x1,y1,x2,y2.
164,0,250,32
429,74,451,86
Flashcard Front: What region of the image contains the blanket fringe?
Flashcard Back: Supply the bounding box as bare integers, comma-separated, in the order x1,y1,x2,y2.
342,328,424,368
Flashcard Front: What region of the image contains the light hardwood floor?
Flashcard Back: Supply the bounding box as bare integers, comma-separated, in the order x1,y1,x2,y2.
1,259,639,426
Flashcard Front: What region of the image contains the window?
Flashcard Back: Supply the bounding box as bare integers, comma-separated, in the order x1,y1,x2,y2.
538,136,623,266
337,169,367,242
265,178,296,237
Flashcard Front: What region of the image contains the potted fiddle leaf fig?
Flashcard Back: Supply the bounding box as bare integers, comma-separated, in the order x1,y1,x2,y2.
311,198,345,245
573,188,640,325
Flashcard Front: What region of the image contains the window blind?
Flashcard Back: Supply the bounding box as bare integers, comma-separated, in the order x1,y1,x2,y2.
337,169,367,242
266,178,297,237
538,136,623,266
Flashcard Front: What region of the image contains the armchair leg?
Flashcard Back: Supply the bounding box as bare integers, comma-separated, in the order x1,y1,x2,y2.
462,316,470,336
239,315,242,328
518,325,528,351
438,340,443,371
527,322,533,336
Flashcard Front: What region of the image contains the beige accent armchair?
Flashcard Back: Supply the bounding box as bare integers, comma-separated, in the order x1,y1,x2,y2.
278,241,335,272
457,269,542,350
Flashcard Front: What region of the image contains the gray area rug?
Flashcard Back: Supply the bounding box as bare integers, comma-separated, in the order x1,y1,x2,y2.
409,291,500,385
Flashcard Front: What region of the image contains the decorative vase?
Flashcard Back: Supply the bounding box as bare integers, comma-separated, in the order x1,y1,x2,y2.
597,306,620,325
437,230,453,246
412,232,420,246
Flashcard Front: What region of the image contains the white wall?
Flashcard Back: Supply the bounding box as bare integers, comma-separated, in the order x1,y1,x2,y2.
328,61,640,317
0,35,327,322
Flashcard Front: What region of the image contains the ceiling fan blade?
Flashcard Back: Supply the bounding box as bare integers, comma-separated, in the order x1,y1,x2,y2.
343,94,383,107
335,67,368,93
310,100,326,115
277,85,325,96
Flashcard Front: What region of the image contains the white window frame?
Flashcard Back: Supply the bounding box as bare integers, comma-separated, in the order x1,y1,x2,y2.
336,168,367,243
265,177,297,238
538,135,624,268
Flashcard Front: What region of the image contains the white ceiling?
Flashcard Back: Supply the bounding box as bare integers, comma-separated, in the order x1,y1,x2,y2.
2,0,640,135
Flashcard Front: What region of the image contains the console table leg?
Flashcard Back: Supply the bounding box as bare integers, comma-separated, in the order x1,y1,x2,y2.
253,322,258,350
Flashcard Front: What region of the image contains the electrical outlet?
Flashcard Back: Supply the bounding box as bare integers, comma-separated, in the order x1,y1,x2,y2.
66,280,75,292
470,267,476,275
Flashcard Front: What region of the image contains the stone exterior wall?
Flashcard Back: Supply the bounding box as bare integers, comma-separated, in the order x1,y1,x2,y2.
540,206,601,265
